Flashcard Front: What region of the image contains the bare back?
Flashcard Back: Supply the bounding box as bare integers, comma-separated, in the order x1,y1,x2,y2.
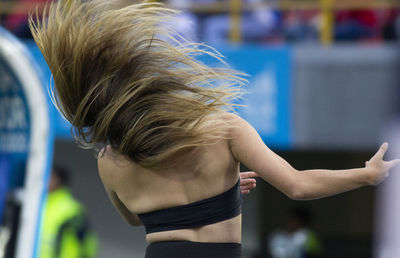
98,138,241,243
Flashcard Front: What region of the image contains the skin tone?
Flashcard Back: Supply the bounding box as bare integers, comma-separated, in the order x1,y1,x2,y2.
239,171,258,195
229,114,400,200
48,171,62,193
99,136,244,243
97,113,400,244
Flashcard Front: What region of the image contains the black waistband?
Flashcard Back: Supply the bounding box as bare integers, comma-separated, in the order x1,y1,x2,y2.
137,181,242,234
145,241,242,258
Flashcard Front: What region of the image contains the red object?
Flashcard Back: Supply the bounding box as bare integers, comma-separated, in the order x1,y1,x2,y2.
4,0,50,32
336,10,378,28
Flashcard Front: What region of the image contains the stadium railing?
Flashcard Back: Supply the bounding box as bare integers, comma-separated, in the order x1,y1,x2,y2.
0,0,400,44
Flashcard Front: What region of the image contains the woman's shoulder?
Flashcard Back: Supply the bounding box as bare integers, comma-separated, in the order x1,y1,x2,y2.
207,112,242,127
215,112,248,133
97,146,137,189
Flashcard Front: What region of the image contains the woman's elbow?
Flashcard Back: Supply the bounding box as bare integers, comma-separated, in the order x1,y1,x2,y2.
287,187,307,200
284,174,307,200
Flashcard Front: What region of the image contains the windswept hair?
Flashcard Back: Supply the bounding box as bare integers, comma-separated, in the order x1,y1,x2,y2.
29,0,245,168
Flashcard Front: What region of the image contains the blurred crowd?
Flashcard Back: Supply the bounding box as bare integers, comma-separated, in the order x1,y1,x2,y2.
1,0,400,44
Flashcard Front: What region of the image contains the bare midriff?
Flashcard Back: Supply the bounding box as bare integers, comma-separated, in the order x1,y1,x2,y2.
145,214,242,244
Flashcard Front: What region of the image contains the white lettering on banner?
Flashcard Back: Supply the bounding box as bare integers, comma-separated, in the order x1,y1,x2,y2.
243,67,277,134
0,132,28,152
0,96,28,130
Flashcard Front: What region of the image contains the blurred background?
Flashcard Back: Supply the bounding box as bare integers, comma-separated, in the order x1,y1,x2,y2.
0,0,400,258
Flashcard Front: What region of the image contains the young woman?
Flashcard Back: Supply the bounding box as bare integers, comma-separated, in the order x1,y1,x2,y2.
29,1,399,257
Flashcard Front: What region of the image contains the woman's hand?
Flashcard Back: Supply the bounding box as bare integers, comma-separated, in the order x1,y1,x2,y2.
240,171,259,195
365,143,400,186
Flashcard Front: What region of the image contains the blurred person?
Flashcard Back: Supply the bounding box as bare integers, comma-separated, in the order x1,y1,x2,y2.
382,8,400,41
335,10,379,41
201,0,281,44
283,10,319,42
29,1,400,258
39,165,97,258
166,0,199,42
268,207,322,258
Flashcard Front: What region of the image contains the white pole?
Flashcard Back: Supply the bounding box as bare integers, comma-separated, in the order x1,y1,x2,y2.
374,118,400,258
0,28,53,258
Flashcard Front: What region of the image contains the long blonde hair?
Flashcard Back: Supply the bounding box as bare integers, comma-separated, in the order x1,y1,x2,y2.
29,0,245,168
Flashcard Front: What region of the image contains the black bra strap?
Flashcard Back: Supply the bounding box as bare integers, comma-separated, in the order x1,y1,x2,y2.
138,181,242,234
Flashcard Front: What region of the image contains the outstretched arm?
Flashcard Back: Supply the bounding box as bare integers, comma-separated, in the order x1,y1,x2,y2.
228,114,400,200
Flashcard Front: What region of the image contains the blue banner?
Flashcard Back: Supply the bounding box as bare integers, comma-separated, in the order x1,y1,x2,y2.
205,45,292,148
0,53,31,191
25,41,72,140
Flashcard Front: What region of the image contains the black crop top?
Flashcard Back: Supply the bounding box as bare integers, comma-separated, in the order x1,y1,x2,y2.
137,180,242,234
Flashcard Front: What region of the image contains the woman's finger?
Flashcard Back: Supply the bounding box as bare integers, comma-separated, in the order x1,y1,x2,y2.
240,171,259,179
240,182,256,191
241,185,256,191
240,178,256,185
372,142,389,161
240,184,254,190
241,189,250,195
